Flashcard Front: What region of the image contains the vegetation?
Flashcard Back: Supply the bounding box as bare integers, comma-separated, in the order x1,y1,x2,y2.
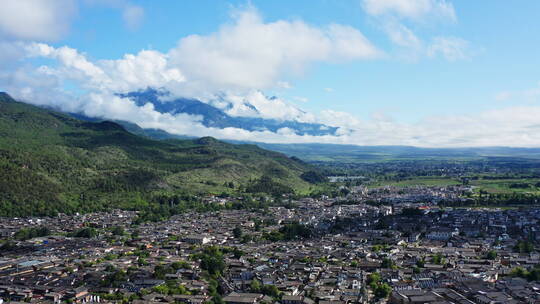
0,93,319,217
250,279,281,298
300,170,327,183
193,246,226,276
262,222,313,242
432,253,446,265
486,250,498,260
510,265,540,281
366,272,391,299
14,226,50,240
515,240,535,253
70,227,98,238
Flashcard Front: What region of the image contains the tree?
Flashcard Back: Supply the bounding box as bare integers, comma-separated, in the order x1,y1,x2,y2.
300,170,327,183
432,253,445,265
261,285,281,298
373,283,392,299
367,273,381,286
515,240,534,253
112,226,125,236
486,250,497,260
250,279,262,293
233,226,243,239
171,261,191,270
197,246,226,276
381,258,395,269
14,226,50,241
73,227,97,238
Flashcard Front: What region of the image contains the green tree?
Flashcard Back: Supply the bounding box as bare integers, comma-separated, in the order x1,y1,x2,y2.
367,273,381,287
515,240,534,253
373,283,392,299
250,279,262,293
486,250,497,260
381,258,395,269
197,246,226,276
233,226,243,239
112,226,125,236
432,253,445,265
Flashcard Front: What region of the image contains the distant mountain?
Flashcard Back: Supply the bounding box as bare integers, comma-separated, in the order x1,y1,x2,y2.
118,89,338,136
68,111,540,163
0,92,318,217
252,143,540,163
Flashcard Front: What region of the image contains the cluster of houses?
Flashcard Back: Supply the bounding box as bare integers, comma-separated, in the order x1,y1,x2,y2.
0,196,539,304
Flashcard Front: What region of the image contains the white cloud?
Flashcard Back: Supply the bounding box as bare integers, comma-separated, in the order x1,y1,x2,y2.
25,43,185,93
428,36,471,61
5,56,540,147
0,4,378,140
84,0,145,31
2,5,532,148
362,0,456,21
495,82,540,103
122,5,145,31
168,6,379,91
362,0,471,62
218,91,315,122
0,0,76,41
384,22,422,50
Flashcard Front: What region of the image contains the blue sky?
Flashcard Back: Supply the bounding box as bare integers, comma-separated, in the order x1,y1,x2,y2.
1,0,540,146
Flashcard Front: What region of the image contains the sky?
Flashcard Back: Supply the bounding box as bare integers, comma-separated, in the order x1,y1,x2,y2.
1,0,540,147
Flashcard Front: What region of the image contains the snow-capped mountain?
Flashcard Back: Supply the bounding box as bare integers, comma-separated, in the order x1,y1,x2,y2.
118,89,338,136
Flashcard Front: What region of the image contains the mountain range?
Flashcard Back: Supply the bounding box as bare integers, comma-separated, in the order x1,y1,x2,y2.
0,92,320,217
118,89,337,136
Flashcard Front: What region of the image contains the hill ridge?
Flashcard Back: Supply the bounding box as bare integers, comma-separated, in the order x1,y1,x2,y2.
0,93,316,217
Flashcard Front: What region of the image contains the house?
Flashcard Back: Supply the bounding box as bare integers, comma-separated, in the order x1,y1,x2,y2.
183,235,211,245
426,229,458,241
223,292,267,304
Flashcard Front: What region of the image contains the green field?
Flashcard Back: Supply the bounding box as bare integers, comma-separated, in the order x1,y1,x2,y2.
469,179,540,194
369,176,540,195
369,177,461,188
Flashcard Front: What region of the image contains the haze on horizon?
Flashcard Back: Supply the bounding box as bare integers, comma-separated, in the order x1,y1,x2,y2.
1,0,539,147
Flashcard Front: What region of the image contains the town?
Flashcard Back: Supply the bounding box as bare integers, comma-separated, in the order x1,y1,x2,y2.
1,186,539,304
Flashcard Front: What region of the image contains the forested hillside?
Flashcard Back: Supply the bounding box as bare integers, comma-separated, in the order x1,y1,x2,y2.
0,93,317,216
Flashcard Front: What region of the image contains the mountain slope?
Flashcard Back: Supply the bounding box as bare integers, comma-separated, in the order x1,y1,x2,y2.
0,93,315,216
119,89,337,136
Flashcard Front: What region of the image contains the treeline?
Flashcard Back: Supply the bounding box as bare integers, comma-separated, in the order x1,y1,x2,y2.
245,175,293,196
262,222,313,241
14,226,50,241
440,192,540,207
510,264,540,281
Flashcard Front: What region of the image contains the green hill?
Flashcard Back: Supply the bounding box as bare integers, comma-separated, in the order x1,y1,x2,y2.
0,93,316,216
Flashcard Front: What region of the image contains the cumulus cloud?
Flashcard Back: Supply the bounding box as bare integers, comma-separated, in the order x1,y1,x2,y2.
216,91,316,122
428,36,472,61
0,0,76,41
168,7,380,91
0,7,379,144
24,43,185,94
2,4,534,148
85,0,145,31
384,22,422,50
362,0,471,62
123,5,145,31
362,0,456,21
495,82,540,103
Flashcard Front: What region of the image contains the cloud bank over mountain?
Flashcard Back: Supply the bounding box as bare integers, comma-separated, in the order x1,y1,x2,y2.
0,1,539,147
